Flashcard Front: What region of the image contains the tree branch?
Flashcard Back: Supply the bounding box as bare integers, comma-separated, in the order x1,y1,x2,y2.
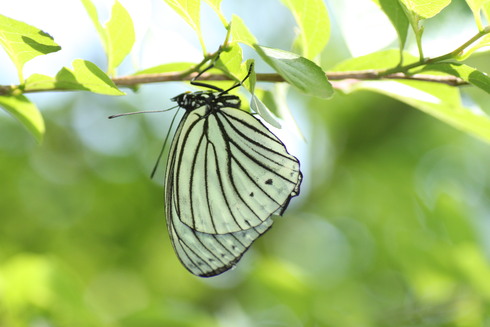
0,70,467,96
112,70,466,87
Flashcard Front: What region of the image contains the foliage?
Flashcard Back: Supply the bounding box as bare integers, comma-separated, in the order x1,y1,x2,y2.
1,0,490,144
1,0,490,326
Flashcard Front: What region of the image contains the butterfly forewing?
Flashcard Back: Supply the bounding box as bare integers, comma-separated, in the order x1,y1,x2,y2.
170,106,301,235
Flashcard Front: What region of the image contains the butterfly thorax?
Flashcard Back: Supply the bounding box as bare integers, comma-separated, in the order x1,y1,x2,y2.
171,91,241,113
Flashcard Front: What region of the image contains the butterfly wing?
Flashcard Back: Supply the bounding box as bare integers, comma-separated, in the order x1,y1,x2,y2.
164,105,301,276
169,106,302,234
167,206,273,277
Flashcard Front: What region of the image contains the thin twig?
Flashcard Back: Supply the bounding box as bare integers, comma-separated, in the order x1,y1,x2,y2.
112,71,466,87
0,71,467,96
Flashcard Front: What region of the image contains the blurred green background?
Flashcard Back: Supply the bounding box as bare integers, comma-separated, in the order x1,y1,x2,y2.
2,0,490,326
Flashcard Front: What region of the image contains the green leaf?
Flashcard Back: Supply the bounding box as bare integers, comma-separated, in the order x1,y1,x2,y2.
80,0,108,49
230,15,258,48
466,0,490,29
359,80,490,144
24,59,124,95
333,50,490,144
333,49,417,71
421,63,490,94
274,83,304,140
279,0,330,59
255,45,333,98
398,0,450,59
105,1,135,75
399,0,451,18
246,60,280,128
216,43,244,80
483,2,490,23
373,0,409,56
250,94,281,128
133,62,196,75
80,0,135,76
0,14,61,82
457,33,490,60
163,0,205,52
203,0,228,26
0,94,44,142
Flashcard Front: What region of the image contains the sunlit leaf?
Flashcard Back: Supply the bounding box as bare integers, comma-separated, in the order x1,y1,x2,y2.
105,1,135,75
230,14,258,48
216,42,244,80
0,94,44,142
250,94,281,128
360,80,490,143
0,14,61,82
333,50,490,144
133,62,196,75
274,83,304,139
279,0,330,59
80,0,135,76
163,0,205,51
457,33,490,60
203,0,227,26
373,0,409,55
466,0,490,29
421,62,490,94
398,0,451,18
246,60,280,128
398,0,450,58
25,59,124,95
80,0,108,48
254,45,332,98
333,49,416,71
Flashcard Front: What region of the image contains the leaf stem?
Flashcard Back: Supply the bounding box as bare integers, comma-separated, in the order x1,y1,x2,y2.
381,26,490,76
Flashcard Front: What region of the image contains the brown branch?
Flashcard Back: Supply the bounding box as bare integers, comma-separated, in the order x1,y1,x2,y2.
111,72,286,85
112,71,467,87
326,70,467,86
0,71,467,96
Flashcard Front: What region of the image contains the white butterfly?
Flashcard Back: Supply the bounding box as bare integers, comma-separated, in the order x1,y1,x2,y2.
164,65,302,276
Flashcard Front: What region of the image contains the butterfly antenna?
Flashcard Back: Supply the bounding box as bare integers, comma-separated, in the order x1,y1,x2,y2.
108,106,178,119
189,56,224,92
150,108,181,179
221,62,254,94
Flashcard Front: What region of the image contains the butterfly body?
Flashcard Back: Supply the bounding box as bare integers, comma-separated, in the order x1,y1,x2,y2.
172,90,241,113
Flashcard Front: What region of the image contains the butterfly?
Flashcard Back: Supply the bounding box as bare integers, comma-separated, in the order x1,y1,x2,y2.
110,62,302,277
164,63,302,277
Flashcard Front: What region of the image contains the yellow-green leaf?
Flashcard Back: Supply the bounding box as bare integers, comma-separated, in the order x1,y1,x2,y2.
399,0,451,18
106,1,135,75
80,0,135,76
466,0,490,29
25,59,124,95
203,0,227,26
0,14,61,82
164,0,205,52
279,0,330,59
230,15,258,48
0,94,44,142
255,45,333,98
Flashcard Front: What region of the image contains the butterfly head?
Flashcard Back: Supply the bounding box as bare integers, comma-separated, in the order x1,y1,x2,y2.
171,91,241,111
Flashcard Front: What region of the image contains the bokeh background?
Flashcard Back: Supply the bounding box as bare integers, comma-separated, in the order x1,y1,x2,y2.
2,0,490,326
